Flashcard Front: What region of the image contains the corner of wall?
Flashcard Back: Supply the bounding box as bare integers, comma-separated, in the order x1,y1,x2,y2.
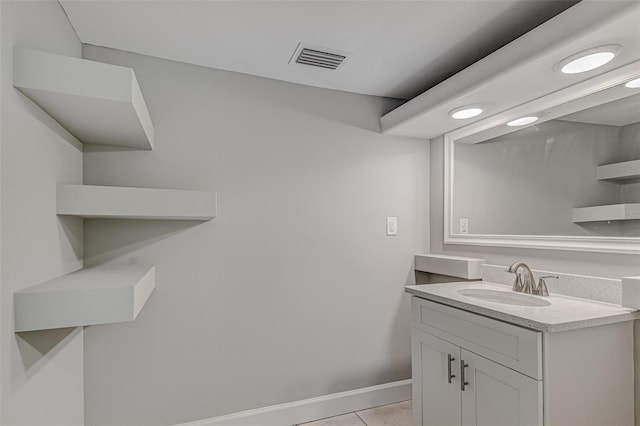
1,1,84,424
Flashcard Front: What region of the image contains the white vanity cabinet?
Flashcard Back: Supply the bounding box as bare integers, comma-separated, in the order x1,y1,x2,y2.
413,329,542,426
411,296,634,426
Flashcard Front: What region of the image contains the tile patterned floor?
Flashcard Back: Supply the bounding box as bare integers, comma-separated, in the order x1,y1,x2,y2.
299,401,412,426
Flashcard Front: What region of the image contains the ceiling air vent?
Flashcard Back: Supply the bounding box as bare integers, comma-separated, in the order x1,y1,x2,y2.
289,43,351,70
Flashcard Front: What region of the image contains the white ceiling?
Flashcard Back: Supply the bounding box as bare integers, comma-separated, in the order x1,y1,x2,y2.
58,0,576,100
561,94,640,127
380,0,640,139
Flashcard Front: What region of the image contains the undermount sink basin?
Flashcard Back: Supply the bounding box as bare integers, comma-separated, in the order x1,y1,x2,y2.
457,288,551,307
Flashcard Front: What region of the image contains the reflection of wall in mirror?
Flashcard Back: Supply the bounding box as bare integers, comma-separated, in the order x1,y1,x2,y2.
453,119,640,237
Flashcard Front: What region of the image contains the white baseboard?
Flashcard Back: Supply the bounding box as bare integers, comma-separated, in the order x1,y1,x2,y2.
175,379,412,426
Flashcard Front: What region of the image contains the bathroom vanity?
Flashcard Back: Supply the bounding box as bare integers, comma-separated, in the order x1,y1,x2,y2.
389,2,640,424
406,282,638,426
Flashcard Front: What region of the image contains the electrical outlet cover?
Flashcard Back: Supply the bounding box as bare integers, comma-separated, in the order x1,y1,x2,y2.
460,218,469,234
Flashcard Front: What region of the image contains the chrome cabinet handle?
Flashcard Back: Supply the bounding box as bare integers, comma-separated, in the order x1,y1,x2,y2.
460,360,469,391
447,354,456,383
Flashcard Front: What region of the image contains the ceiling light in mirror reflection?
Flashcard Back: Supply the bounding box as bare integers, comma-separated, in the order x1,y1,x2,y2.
558,45,620,74
625,78,640,88
450,106,483,119
507,116,539,126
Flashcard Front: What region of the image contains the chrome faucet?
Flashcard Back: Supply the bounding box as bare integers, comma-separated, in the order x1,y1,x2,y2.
507,262,536,294
506,262,556,296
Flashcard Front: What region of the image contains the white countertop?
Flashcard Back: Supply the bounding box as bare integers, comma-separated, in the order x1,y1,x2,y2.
405,281,640,332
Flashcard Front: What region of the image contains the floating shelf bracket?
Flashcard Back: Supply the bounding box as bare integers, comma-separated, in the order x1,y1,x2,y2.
414,254,485,280
13,47,154,149
14,265,155,332
572,203,640,223
57,185,217,220
597,160,640,183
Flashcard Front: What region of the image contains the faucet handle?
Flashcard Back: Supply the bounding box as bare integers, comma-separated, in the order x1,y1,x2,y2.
534,275,558,297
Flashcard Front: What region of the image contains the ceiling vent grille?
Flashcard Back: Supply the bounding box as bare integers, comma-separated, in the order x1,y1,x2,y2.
289,44,350,70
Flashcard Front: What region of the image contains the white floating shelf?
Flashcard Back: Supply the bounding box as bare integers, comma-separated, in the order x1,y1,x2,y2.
13,48,154,150
597,160,640,182
14,265,155,332
621,276,640,310
572,203,640,223
414,254,485,280
57,185,216,220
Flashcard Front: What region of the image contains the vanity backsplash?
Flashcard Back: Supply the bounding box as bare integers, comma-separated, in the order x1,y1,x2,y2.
481,264,621,305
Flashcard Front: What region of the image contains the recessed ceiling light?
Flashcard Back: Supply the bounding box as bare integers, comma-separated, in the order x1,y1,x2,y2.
507,116,539,127
625,77,640,88
450,106,483,119
557,45,620,74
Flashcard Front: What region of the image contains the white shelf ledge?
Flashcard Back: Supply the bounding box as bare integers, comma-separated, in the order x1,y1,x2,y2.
13,48,154,150
597,160,640,182
14,265,155,332
57,185,216,220
414,254,485,280
621,276,640,309
572,203,640,223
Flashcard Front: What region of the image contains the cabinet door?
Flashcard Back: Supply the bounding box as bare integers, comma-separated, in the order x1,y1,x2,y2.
412,328,462,426
460,349,542,426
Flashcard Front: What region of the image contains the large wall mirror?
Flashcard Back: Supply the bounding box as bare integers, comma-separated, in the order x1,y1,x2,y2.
444,62,640,254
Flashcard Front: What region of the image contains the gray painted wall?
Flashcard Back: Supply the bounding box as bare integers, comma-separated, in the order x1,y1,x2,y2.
1,1,84,424
82,45,429,425
453,120,640,237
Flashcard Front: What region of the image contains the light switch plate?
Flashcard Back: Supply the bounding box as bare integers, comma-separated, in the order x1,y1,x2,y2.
387,217,398,236
459,218,469,234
